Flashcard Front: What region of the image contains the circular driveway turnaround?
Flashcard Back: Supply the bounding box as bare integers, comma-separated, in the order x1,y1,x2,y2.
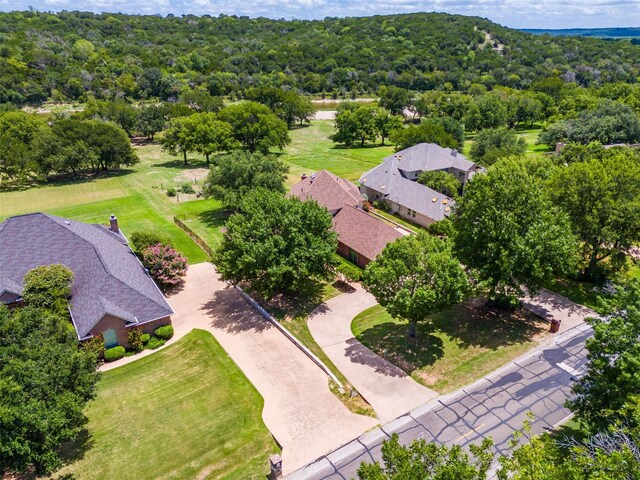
308,284,438,423
168,263,377,475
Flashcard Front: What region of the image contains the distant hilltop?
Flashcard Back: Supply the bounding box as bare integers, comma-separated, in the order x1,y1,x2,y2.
522,27,640,40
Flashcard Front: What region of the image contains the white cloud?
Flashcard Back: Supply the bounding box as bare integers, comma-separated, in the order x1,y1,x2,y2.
2,0,640,28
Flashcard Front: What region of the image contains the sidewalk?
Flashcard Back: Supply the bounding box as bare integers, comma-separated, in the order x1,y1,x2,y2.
522,288,598,331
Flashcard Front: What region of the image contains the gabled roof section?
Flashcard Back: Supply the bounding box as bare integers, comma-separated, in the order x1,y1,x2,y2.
290,170,363,213
359,155,454,222
332,206,403,261
386,143,476,173
0,213,174,339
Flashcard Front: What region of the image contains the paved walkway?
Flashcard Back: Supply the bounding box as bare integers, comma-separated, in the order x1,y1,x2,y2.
105,263,377,475
308,285,438,423
522,288,598,331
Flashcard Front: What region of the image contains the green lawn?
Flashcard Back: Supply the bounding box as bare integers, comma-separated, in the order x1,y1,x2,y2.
544,278,607,311
352,303,548,393
282,121,394,184
463,127,545,158
0,145,226,264
53,330,278,480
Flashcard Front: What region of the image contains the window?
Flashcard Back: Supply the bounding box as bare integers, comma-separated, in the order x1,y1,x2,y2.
102,328,119,348
348,249,358,263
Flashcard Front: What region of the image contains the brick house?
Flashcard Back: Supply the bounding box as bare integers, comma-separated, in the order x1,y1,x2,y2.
291,170,403,267
0,213,173,348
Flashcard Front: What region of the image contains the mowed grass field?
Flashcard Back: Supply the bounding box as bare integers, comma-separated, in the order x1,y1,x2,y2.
0,146,226,264
281,121,394,184
53,330,278,480
352,303,548,393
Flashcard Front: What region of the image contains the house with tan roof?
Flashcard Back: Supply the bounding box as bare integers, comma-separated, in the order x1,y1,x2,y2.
358,143,483,228
290,170,403,268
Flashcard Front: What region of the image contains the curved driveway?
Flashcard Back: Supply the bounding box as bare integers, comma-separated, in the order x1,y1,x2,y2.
308,285,438,423
104,263,377,475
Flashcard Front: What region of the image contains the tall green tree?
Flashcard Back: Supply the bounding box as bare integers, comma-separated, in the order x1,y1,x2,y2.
390,119,460,151
454,158,578,304
22,265,74,316
218,101,290,153
417,170,460,198
160,116,197,165
0,111,45,182
212,189,337,298
567,280,640,431
203,151,288,207
549,150,640,279
362,232,468,337
373,108,404,146
358,434,493,480
191,112,239,163
135,104,167,140
469,128,527,166
331,102,379,147
377,85,412,115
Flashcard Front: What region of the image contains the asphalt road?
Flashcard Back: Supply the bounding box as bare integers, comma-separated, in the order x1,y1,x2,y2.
288,323,592,480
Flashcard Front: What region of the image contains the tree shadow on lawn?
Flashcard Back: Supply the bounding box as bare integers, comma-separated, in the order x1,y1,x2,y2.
151,158,210,170
437,299,547,350
357,298,546,376
195,209,232,230
0,169,135,193
260,279,331,321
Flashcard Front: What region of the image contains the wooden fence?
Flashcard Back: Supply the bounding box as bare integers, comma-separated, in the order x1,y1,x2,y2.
173,216,214,257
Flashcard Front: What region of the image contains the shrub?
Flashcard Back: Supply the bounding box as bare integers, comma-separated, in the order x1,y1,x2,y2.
154,325,174,340
104,346,126,362
140,244,188,289
334,254,363,282
147,337,166,349
130,231,173,251
83,333,104,357
127,327,143,352
166,187,176,197
180,183,195,194
140,333,151,344
372,200,389,212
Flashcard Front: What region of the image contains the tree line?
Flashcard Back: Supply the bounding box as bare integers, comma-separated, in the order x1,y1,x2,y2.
2,11,640,106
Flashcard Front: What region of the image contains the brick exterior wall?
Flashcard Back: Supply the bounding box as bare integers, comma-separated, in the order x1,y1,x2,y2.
337,240,371,269
88,314,172,348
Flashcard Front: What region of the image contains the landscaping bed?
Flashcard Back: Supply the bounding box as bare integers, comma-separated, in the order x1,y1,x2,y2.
352,300,549,393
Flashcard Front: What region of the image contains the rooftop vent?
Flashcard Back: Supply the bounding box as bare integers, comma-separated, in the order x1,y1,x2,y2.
451,149,458,157
432,197,437,203
442,199,449,205
301,173,308,180
109,214,119,233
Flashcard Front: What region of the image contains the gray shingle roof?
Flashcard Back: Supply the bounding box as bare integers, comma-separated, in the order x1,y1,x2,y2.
0,213,174,339
386,143,476,173
359,155,454,221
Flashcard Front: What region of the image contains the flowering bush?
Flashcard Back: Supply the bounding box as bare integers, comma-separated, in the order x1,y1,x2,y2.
141,244,187,289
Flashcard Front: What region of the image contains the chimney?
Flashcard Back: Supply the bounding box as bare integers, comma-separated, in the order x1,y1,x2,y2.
301,173,308,180
109,214,119,234
451,149,458,157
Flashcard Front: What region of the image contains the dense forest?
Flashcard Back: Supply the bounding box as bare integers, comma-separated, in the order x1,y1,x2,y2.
2,10,640,105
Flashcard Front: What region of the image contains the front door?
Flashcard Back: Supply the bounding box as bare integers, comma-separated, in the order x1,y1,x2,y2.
102,328,119,348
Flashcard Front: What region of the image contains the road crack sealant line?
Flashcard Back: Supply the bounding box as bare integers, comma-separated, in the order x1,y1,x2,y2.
285,320,594,480
234,285,345,393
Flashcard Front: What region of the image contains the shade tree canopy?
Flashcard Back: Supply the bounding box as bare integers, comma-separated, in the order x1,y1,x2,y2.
362,232,468,337
203,151,289,208
453,157,579,304
468,128,527,166
212,189,337,299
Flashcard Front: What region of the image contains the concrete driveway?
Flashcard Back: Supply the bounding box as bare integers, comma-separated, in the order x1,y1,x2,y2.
308,285,438,423
167,263,377,475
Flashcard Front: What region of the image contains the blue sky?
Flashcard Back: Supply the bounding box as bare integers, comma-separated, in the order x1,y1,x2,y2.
1,0,639,29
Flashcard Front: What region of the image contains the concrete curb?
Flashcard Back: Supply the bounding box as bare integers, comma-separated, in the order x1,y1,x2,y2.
234,285,345,393
285,320,594,480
